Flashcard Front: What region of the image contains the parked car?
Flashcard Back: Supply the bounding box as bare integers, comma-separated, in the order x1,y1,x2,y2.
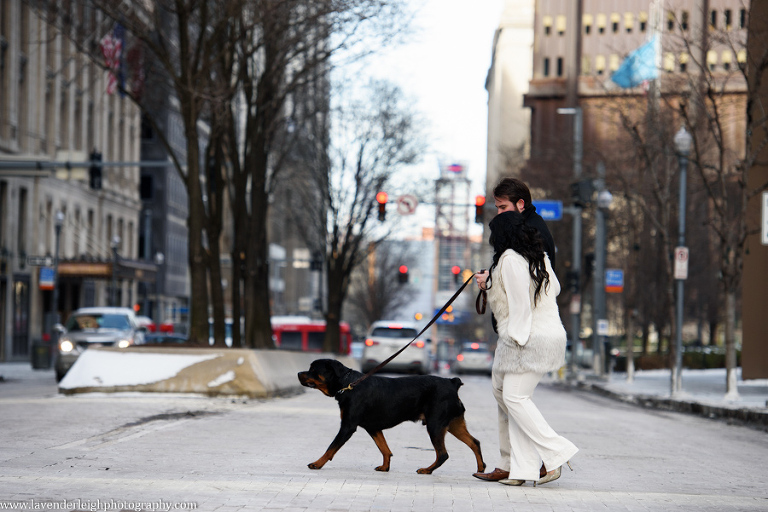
453,342,493,376
54,307,146,381
361,321,430,374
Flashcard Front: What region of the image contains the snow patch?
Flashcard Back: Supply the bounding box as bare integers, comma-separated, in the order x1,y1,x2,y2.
208,370,236,388
59,351,220,389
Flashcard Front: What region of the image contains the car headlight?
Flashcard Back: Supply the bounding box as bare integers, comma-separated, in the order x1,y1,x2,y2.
59,339,74,353
117,339,132,348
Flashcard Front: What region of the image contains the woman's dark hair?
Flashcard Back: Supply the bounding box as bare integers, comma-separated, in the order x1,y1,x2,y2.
486,211,549,305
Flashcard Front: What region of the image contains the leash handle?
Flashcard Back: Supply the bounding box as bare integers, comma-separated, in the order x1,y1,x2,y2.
345,271,479,391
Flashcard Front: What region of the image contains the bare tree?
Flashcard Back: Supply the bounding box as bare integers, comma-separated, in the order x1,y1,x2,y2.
344,241,419,331
293,79,424,353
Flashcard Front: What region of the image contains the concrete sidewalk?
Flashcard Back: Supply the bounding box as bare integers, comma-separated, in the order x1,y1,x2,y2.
558,367,768,431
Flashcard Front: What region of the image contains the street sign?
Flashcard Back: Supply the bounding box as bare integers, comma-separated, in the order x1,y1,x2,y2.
532,200,563,221
396,194,418,215
39,267,54,290
27,255,53,266
605,269,624,293
674,247,689,280
597,319,609,336
762,191,768,245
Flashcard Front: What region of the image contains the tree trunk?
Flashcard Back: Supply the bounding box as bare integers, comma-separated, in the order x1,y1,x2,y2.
324,258,346,354
181,105,210,347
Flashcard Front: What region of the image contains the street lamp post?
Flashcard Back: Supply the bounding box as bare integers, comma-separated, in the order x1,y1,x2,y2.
593,163,613,375
558,106,583,381
672,126,692,395
111,236,121,307
154,252,164,325
51,211,65,340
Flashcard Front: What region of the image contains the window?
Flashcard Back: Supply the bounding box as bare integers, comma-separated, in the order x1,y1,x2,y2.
543,15,552,35
556,15,566,36
679,53,689,73
583,14,593,35
624,12,634,33
595,55,606,75
18,188,27,260
740,9,746,29
724,9,732,30
737,49,747,69
710,10,717,30
581,55,591,75
611,13,620,33
543,57,550,77
707,50,718,71
556,57,563,77
664,53,676,72
681,11,689,31
639,12,648,32
597,13,606,34
722,51,732,71
609,54,620,72
667,11,675,31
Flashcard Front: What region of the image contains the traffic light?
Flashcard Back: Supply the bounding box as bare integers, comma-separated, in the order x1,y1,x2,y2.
376,191,388,221
475,195,486,224
89,149,103,190
398,264,408,284
570,179,594,207
451,265,461,284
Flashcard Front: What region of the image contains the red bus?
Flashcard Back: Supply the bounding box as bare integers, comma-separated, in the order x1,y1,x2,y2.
271,316,352,354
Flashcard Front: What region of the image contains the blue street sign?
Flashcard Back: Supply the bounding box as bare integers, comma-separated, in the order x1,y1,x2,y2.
605,269,624,293
532,200,563,221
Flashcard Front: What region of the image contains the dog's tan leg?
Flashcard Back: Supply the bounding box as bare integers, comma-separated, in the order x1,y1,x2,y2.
448,416,486,473
308,449,337,470
367,430,393,471
417,426,449,474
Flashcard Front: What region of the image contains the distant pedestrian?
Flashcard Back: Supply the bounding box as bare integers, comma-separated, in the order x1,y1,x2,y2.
472,210,577,486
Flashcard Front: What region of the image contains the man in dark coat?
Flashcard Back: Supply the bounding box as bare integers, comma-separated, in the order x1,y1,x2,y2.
474,177,556,334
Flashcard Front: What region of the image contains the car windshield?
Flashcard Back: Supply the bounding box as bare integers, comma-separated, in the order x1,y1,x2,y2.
371,327,419,338
66,313,131,331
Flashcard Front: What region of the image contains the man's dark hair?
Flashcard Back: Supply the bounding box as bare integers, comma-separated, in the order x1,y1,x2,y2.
493,178,532,207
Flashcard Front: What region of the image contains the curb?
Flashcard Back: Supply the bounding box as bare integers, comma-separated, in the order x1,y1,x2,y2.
548,379,768,432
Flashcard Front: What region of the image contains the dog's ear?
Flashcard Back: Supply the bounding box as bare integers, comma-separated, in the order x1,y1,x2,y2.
330,359,348,379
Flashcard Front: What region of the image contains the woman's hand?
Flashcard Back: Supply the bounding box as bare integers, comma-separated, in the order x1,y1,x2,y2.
475,270,489,290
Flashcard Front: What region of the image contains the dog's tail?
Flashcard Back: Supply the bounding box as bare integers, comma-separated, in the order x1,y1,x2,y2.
450,377,463,390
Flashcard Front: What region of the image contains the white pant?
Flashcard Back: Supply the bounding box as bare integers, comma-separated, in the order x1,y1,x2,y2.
492,370,579,481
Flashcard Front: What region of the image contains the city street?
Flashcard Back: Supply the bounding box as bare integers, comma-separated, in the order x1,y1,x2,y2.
1,365,767,511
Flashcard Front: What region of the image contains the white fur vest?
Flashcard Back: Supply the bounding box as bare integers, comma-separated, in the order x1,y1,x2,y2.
487,249,567,375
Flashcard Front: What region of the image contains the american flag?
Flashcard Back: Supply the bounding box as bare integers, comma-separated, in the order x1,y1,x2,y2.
100,27,123,95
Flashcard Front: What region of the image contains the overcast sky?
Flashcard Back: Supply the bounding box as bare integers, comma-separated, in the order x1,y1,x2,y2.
362,0,505,235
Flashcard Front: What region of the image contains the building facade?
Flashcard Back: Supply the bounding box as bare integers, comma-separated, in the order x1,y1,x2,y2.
0,1,145,361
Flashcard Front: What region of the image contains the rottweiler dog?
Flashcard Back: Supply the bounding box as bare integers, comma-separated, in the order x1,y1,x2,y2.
297,358,485,474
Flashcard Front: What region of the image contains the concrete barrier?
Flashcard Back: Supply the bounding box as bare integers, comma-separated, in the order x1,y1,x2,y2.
58,346,359,398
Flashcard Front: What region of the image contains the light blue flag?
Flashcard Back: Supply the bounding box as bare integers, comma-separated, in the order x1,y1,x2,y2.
611,35,659,88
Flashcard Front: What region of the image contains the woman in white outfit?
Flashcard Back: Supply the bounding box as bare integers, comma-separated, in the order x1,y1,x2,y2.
477,211,578,486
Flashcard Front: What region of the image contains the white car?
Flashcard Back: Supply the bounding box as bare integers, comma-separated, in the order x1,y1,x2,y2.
453,342,493,376
55,307,145,381
361,321,430,375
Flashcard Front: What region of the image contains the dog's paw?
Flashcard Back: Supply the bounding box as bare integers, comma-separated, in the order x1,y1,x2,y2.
375,465,390,472
307,462,323,470
416,468,433,474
